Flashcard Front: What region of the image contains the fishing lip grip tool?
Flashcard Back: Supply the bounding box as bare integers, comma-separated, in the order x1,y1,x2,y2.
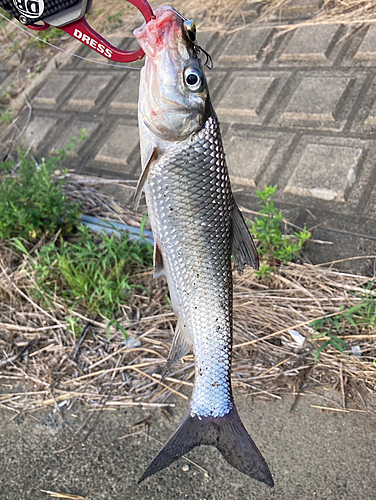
0,0,155,62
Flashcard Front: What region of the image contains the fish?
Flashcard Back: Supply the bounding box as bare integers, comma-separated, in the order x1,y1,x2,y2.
133,6,274,487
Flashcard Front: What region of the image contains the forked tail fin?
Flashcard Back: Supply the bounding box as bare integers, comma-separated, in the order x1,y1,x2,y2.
139,404,274,487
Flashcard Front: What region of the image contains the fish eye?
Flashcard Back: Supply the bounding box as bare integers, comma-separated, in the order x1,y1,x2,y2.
184,68,204,92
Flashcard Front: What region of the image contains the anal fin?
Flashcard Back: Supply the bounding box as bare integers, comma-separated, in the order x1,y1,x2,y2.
161,322,192,380
232,203,259,272
133,148,158,211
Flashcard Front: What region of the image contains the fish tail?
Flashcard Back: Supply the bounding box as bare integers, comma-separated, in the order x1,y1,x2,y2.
138,404,274,487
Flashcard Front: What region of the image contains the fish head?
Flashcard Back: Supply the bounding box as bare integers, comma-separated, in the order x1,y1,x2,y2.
134,6,208,142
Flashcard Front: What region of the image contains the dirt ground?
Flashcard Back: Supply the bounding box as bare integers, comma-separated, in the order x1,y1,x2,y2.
1,387,375,500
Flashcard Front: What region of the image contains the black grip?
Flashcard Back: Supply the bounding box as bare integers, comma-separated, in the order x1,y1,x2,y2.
0,0,83,24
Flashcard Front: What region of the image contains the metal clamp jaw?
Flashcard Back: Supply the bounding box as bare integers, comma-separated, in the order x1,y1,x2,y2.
2,0,154,62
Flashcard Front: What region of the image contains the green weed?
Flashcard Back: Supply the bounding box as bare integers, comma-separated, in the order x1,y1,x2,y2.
310,288,376,363
0,8,12,29
0,148,80,239
31,27,66,48
66,314,82,338
106,10,124,29
31,224,153,319
0,107,13,125
250,185,311,278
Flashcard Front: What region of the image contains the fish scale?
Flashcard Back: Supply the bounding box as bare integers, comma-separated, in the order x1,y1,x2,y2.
145,115,234,418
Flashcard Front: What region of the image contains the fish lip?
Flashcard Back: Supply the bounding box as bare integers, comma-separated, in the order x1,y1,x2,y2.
134,6,184,57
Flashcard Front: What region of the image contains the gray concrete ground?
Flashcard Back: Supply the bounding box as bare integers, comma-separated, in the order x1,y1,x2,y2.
1,2,376,499
1,392,376,500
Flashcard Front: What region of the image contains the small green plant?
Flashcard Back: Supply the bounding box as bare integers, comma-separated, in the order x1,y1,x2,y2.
0,7,12,28
312,331,348,364
0,148,80,239
32,27,66,48
310,291,376,363
0,107,13,125
31,224,153,319
106,9,124,29
250,185,311,278
106,320,128,341
66,314,82,338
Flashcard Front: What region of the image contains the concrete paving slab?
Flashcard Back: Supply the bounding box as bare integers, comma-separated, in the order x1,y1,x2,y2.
108,72,140,113
226,135,276,187
284,143,363,202
51,118,100,156
196,31,216,52
33,73,78,108
66,73,117,111
217,27,272,65
279,24,340,62
269,0,321,19
363,93,376,125
24,116,58,151
281,76,351,123
354,23,376,60
94,121,140,166
274,134,372,214
275,69,367,131
364,184,376,219
216,72,290,124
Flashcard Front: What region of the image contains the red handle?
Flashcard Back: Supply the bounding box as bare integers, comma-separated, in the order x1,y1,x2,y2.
27,0,154,62
60,15,147,62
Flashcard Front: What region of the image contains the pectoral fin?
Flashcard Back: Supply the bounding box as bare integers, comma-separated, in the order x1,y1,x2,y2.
232,203,259,271
161,322,192,380
133,148,158,211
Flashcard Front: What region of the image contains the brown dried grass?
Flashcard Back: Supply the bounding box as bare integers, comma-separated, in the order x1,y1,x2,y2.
258,1,376,27
1,175,376,415
68,1,376,36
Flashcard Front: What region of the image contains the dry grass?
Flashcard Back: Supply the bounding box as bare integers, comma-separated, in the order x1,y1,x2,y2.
1,175,376,416
258,1,376,27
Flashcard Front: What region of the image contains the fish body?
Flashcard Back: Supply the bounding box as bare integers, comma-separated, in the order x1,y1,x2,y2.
134,7,273,487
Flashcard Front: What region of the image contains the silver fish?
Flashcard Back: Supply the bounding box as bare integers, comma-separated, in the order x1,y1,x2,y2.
134,6,273,487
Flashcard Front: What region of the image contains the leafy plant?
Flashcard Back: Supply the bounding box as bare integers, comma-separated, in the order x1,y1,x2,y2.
106,10,124,28
31,27,66,48
31,224,153,319
0,145,81,240
310,290,376,363
312,331,348,365
66,314,82,338
0,107,13,124
250,185,311,278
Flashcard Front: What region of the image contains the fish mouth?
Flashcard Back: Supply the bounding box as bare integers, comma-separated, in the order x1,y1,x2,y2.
134,6,184,59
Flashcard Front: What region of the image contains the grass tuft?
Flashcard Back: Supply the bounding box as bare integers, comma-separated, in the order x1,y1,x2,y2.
0,147,80,240
29,224,153,320
250,185,311,279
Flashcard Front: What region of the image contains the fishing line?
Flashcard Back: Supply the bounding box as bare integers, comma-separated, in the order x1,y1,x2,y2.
0,12,142,71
